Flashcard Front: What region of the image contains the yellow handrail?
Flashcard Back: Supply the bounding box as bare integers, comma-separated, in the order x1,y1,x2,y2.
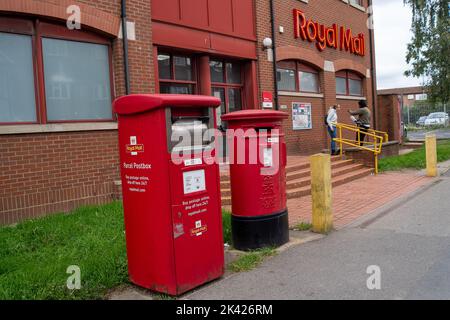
331,122,387,174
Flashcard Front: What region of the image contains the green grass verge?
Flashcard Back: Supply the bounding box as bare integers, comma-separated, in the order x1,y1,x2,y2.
0,202,127,300
0,203,234,300
227,247,276,273
294,222,312,231
379,139,450,172
222,210,232,246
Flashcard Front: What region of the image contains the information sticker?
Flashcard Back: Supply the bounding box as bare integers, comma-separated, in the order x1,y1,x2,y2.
183,170,206,194
263,148,273,167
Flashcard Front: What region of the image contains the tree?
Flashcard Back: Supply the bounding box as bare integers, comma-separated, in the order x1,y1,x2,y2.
403,0,449,104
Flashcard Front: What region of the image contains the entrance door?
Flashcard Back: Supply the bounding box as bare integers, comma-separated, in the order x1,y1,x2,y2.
210,59,244,159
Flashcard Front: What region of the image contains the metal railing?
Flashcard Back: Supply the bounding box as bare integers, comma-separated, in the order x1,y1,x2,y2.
332,122,388,174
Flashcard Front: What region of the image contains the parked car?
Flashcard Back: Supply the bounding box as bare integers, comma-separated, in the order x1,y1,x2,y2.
416,116,428,126
424,112,449,126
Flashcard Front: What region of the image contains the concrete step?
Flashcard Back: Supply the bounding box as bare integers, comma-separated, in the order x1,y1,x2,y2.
286,167,373,199
286,163,366,190
222,167,373,204
220,159,372,204
285,155,341,173
222,196,232,206
403,142,424,149
220,159,354,188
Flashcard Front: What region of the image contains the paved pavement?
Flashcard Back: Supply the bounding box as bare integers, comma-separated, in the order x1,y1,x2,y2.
408,128,450,140
287,172,431,229
186,175,450,300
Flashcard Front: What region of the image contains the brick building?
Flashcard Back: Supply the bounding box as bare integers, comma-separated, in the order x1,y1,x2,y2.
0,0,377,224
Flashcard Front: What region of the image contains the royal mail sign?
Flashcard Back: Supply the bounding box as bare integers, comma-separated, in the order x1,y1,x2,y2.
293,9,365,56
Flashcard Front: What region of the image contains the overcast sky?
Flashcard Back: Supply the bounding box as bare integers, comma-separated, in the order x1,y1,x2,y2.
372,0,423,89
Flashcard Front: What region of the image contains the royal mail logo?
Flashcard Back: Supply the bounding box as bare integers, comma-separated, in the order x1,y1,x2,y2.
126,144,144,153
126,136,144,155
294,9,365,56
191,220,207,236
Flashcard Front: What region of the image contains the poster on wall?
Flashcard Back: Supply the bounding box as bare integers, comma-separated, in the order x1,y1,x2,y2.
292,102,312,130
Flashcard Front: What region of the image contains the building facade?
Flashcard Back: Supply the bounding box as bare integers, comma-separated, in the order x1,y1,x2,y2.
0,0,377,224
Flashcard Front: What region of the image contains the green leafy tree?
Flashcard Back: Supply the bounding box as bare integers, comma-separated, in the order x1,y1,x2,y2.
403,0,449,103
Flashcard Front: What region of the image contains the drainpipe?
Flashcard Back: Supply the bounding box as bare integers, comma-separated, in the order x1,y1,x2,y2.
270,0,279,110
368,0,377,130
121,0,131,95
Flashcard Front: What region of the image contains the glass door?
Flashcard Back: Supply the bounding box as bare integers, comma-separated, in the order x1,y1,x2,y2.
210,59,243,159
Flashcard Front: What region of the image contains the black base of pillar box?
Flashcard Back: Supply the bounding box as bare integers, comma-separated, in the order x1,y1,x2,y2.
231,210,289,251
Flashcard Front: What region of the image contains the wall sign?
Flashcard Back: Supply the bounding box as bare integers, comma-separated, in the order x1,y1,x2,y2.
293,9,365,56
262,91,273,109
292,102,312,130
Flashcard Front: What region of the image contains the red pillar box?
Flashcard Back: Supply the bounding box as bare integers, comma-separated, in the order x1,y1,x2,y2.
221,110,289,251
114,94,224,296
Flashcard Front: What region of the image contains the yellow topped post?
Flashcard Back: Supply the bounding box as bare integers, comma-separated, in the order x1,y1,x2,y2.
310,153,333,234
426,134,437,177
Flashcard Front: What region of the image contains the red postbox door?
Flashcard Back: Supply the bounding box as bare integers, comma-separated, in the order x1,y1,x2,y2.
168,156,224,294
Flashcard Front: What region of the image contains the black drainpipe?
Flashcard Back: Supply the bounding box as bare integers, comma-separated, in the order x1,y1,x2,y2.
121,0,131,95
368,0,377,129
270,0,279,110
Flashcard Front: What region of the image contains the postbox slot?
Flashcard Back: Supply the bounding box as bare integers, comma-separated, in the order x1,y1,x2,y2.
166,107,215,154
256,127,274,132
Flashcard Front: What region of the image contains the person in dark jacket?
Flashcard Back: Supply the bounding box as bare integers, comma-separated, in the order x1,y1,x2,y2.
348,100,371,146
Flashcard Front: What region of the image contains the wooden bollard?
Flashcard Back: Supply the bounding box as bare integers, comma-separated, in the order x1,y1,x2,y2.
310,153,333,234
426,134,437,177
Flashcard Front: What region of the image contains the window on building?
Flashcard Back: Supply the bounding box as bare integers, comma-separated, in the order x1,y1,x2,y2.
0,32,36,123
415,93,428,101
158,52,196,94
277,61,320,93
42,38,112,121
335,70,363,96
210,59,243,114
0,17,114,125
349,0,363,6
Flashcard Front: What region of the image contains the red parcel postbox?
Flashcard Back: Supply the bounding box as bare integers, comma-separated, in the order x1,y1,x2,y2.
222,110,289,251
114,94,224,296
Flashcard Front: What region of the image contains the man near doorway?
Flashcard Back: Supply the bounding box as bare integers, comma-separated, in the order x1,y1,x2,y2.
326,104,340,155
348,100,371,146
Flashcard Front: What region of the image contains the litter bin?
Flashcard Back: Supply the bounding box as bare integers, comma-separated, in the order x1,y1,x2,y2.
114,94,224,296
222,110,289,250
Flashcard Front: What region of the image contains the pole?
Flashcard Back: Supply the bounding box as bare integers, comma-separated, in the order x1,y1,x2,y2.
121,0,130,95
310,153,333,234
269,0,279,110
425,134,437,177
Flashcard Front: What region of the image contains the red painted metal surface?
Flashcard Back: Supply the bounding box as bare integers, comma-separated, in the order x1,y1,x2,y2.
114,94,224,296
222,110,289,217
152,22,257,60
151,0,256,41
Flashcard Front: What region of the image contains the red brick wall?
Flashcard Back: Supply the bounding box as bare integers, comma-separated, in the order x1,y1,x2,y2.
377,94,401,142
255,0,376,155
0,0,154,225
0,132,120,224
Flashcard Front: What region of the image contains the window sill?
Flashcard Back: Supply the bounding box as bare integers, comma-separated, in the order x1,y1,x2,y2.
279,91,324,98
336,95,366,101
0,122,118,135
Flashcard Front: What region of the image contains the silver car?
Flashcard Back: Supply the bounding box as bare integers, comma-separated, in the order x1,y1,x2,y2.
424,112,449,126
416,116,428,126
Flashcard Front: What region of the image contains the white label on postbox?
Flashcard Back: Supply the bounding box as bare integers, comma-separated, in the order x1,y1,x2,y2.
267,137,279,143
183,170,206,194
263,148,273,167
184,158,202,166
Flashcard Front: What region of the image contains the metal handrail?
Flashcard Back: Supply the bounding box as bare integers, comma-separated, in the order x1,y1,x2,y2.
331,122,387,174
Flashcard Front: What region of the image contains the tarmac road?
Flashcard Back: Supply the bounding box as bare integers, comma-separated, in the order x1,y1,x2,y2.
408,128,450,140
185,176,450,300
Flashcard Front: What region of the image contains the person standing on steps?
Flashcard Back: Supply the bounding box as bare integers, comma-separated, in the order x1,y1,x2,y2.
348,100,371,146
326,104,340,155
